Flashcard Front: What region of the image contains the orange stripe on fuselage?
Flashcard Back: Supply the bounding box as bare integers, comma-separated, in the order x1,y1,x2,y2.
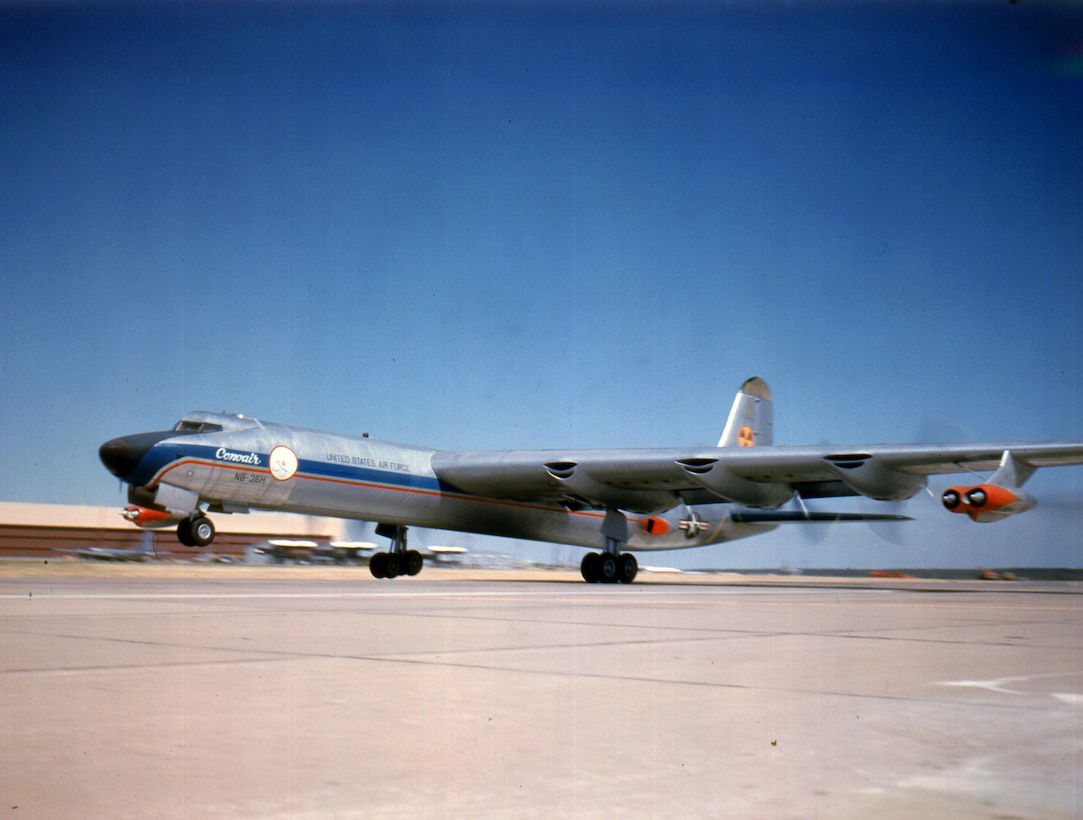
152,458,629,525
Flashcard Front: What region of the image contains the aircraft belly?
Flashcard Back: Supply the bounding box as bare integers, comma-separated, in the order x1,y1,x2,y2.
290,479,767,551
427,499,774,551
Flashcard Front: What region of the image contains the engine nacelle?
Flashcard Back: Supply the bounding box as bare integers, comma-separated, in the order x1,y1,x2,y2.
823,454,926,501
121,505,187,529
941,484,1036,523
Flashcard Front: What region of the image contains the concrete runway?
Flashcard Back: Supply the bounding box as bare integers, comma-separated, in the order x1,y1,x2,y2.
1,569,1080,818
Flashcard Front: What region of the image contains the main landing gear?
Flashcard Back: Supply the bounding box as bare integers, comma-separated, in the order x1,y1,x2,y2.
177,514,215,547
369,523,423,579
580,550,638,584
580,509,638,584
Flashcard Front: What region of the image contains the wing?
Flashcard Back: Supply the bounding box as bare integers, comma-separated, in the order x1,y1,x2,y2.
431,442,1083,514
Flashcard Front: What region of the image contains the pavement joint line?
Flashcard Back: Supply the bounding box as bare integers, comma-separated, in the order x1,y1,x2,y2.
4,646,1076,717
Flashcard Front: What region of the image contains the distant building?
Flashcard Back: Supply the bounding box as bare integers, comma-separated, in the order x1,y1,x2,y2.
0,503,346,561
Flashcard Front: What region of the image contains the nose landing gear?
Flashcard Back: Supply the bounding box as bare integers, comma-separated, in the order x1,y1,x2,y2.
177,514,215,548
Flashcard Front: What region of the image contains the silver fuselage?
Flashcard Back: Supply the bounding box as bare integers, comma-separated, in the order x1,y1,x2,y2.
112,412,771,552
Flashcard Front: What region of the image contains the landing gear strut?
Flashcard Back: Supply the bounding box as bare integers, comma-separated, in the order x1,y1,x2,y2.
580,509,638,584
370,523,423,579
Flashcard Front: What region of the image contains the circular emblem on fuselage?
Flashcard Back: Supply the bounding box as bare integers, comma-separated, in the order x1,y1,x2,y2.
269,445,299,481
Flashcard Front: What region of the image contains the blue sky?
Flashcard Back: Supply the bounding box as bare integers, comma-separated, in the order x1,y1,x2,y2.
1,1,1081,568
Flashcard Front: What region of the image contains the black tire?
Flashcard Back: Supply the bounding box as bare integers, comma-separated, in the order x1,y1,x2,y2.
404,550,423,576
618,553,638,584
597,553,618,584
369,552,387,578
385,553,401,578
189,515,215,547
176,518,195,547
580,552,600,583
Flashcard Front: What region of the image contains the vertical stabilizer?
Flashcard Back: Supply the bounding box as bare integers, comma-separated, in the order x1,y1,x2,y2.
718,377,773,447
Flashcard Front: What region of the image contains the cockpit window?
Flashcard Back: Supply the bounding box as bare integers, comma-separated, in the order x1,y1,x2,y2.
173,421,224,434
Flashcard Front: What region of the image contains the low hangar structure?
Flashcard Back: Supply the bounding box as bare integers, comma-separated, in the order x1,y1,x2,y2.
0,502,346,561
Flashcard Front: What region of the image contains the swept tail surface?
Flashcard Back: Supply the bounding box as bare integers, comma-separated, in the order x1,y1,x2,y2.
718,376,773,448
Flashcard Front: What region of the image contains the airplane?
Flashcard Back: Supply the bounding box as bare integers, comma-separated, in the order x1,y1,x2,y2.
98,377,1083,583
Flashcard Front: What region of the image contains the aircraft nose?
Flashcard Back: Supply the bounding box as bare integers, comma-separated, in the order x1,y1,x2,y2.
99,431,173,479
99,437,145,478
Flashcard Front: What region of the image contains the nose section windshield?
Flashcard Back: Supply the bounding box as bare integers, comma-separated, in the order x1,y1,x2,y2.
99,431,178,479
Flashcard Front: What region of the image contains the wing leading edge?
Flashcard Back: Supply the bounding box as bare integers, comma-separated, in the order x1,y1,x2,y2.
431,441,1083,513
431,378,1083,514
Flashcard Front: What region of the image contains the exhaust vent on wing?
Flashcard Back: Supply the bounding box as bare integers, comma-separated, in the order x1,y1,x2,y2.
677,457,718,475
545,461,578,480
824,454,873,470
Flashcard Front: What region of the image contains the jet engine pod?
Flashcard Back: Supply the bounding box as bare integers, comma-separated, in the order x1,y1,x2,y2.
823,454,926,501
942,483,1036,522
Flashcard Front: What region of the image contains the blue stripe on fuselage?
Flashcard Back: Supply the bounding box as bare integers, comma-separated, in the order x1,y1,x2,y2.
292,456,442,493
133,441,445,495
126,440,192,487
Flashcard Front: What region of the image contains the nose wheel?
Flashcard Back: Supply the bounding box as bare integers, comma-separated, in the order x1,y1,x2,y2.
177,514,215,547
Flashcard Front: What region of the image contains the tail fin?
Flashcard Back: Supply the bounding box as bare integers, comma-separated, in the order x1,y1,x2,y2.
718,377,773,447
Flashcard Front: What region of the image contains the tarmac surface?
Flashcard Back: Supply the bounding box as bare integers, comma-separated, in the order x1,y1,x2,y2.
1,566,1080,818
